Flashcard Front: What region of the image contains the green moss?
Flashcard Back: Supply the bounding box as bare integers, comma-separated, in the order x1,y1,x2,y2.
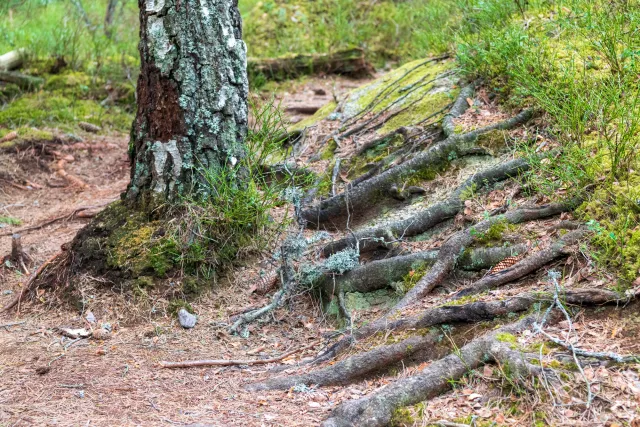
45,71,91,93
396,263,428,294
404,161,449,186
0,91,132,132
578,177,640,284
496,332,517,344
182,276,206,296
167,299,194,316
0,127,56,150
379,90,452,134
521,342,552,355
441,293,483,307
0,83,22,102
348,59,451,114
320,139,338,160
390,407,415,427
476,129,508,154
471,220,509,245
135,276,154,288
0,216,22,226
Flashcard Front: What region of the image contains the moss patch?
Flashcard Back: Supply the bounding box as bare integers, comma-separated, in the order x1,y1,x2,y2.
0,70,134,133
340,59,456,135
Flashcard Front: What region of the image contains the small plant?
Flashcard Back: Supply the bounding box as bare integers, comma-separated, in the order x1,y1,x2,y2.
0,217,21,226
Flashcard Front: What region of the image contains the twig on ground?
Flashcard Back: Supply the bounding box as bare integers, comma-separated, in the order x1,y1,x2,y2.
331,158,342,197
0,320,26,329
1,252,62,313
159,340,321,369
534,271,593,407
0,202,112,237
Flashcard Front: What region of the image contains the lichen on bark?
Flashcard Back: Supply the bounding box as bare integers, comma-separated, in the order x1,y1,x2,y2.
127,0,248,201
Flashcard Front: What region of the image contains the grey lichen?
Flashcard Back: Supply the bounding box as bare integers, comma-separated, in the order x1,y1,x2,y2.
324,248,360,275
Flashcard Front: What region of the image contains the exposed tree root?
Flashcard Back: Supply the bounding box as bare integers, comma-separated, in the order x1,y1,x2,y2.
312,201,582,363
442,85,475,137
323,157,530,256
317,244,527,295
1,251,68,314
247,332,439,391
229,229,301,335
302,107,532,227
315,288,622,364
319,314,555,427
5,233,33,274
0,202,113,237
392,200,579,312
454,229,588,298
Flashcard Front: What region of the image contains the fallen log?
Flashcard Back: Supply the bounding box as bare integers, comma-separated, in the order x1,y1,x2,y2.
0,49,25,71
248,48,374,81
0,71,44,91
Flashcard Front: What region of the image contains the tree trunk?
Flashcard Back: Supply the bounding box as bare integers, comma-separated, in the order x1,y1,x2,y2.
104,0,119,39
126,0,248,202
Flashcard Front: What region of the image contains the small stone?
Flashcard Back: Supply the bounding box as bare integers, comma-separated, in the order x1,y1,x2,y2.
178,309,197,329
77,390,85,399
85,311,96,323
78,121,102,133
3,290,13,295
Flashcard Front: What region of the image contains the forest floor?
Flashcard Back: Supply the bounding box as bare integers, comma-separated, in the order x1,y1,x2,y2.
2,70,640,427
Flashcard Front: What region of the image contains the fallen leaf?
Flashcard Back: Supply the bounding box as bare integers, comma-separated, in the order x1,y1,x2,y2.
476,407,492,418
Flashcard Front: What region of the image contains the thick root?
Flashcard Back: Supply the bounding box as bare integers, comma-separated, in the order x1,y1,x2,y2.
454,229,588,298
323,157,530,256
442,85,475,137
247,332,438,391
320,315,541,427
391,200,579,313
316,288,622,364
301,111,533,227
317,244,527,295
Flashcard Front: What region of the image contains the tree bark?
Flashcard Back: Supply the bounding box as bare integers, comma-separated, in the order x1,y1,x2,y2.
126,0,248,202
104,0,119,39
